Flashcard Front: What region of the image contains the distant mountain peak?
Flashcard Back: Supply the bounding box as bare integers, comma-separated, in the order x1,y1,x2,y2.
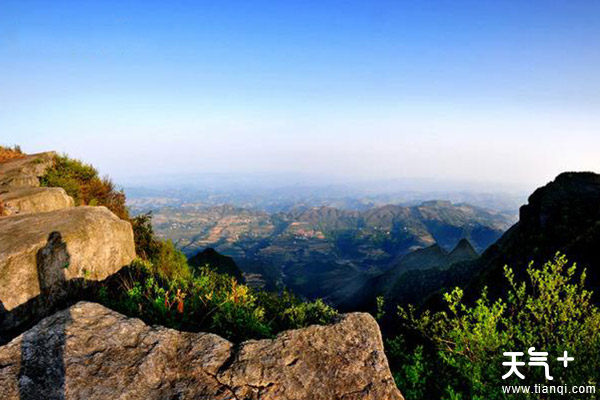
391,243,449,272
423,243,447,254
448,238,478,264
452,238,476,252
188,248,244,282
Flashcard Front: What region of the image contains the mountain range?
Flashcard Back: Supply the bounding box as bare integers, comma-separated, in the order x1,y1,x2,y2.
146,200,513,302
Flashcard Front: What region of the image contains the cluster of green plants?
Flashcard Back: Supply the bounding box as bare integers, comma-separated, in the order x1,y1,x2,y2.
40,154,129,219
97,258,338,343
386,254,600,399
95,212,338,343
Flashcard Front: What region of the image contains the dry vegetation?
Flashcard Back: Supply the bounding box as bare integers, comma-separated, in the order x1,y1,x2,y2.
0,145,25,163
0,146,21,216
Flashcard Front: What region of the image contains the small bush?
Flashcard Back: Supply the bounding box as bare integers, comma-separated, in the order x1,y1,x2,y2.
150,239,191,282
255,290,338,332
40,154,128,219
130,213,191,281
130,212,161,260
97,258,270,341
0,145,25,163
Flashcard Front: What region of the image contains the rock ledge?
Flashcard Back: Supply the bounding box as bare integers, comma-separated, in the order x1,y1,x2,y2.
0,302,403,400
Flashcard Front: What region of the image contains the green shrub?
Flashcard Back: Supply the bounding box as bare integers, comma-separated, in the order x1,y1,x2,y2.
387,338,430,400
97,253,338,343
388,254,600,399
255,290,338,332
282,298,338,328
97,258,267,339
150,239,191,282
130,212,162,261
40,154,129,219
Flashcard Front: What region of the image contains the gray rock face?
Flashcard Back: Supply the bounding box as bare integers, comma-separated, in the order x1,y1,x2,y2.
218,310,403,400
0,151,74,216
0,152,56,188
0,207,136,333
0,302,404,400
0,187,74,216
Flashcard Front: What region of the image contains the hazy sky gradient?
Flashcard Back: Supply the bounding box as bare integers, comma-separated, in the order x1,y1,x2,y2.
1,1,599,192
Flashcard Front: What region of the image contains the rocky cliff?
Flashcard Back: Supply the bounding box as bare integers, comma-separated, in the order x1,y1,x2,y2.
465,171,600,300
0,151,404,399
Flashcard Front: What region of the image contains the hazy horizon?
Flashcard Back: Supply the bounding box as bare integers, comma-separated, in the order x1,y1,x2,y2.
2,1,599,191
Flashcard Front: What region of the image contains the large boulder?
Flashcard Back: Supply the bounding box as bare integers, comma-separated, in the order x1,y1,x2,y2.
218,310,402,400
0,187,74,216
0,152,56,188
0,207,135,334
0,302,404,400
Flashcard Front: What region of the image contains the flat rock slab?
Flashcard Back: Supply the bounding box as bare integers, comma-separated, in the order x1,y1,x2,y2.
0,207,135,333
0,187,74,216
0,302,404,400
0,152,56,188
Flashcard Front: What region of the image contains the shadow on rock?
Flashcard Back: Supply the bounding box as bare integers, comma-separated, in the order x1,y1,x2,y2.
18,232,72,400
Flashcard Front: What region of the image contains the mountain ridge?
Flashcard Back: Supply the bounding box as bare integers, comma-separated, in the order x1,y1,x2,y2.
362,171,600,310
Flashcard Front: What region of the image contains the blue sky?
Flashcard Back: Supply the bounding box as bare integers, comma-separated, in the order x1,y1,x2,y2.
1,1,599,191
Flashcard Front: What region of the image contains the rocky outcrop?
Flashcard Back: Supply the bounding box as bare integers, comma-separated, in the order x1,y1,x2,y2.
218,310,402,400
0,152,56,188
0,151,75,216
0,207,136,334
0,302,403,400
0,186,74,216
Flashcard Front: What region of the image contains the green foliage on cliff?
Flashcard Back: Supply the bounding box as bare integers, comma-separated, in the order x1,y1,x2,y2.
98,255,337,342
40,154,129,219
388,254,600,399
